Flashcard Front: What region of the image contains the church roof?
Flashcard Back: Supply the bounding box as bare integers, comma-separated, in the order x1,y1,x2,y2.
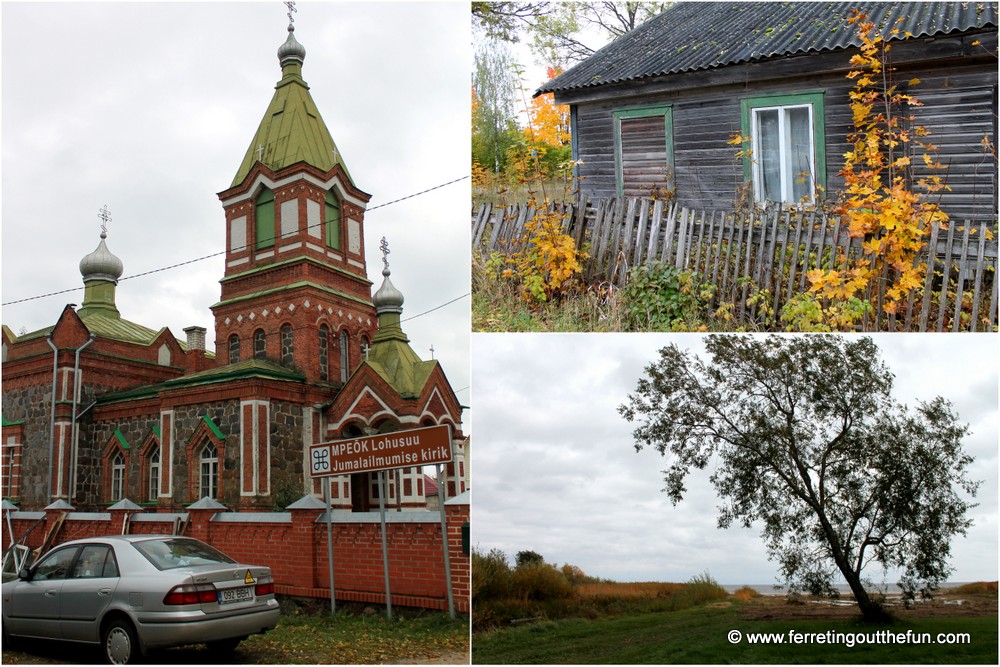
95,358,304,404
231,23,352,187
364,343,439,400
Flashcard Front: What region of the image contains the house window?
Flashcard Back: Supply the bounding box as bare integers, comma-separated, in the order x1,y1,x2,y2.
111,452,125,501
255,187,275,250
339,330,350,383
613,106,673,198
254,329,266,359
325,190,341,250
148,447,160,501
280,323,294,365
228,334,240,365
741,93,826,204
319,325,330,381
200,443,219,500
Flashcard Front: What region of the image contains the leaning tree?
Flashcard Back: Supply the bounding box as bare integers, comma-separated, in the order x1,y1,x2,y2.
619,335,980,622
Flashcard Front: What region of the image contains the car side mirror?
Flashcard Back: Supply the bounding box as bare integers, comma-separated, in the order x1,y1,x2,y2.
17,568,31,581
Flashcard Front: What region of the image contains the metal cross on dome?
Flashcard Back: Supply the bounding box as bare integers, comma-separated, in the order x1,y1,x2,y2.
98,204,112,236
285,1,297,24
380,236,390,270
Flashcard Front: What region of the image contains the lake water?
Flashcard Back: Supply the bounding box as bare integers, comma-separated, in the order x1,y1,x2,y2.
723,582,973,596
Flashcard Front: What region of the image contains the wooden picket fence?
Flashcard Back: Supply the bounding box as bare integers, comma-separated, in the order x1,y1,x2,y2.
472,198,999,332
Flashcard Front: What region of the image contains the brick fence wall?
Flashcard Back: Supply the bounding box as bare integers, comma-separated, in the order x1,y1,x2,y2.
2,497,470,613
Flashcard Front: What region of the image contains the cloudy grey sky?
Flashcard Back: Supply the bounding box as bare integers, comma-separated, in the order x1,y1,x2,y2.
1,1,471,414
471,333,998,586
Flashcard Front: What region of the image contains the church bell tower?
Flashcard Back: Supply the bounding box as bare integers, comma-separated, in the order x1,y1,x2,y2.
211,15,376,384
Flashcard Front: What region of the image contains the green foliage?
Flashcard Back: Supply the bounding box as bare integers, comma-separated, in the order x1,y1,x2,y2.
472,548,514,602
619,262,707,330
515,550,545,568
472,39,519,175
779,291,874,332
684,571,729,606
473,605,998,664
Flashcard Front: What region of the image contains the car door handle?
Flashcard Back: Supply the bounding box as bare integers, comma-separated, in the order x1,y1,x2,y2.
45,590,58,597
98,589,112,596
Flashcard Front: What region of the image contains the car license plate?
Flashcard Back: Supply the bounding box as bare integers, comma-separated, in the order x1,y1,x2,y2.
219,586,254,605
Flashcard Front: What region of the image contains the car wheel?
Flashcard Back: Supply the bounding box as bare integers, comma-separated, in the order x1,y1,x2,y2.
205,637,242,655
102,619,139,664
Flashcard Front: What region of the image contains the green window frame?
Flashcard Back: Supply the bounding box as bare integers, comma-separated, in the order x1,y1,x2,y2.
325,190,341,250
255,187,275,250
740,92,826,204
613,105,674,198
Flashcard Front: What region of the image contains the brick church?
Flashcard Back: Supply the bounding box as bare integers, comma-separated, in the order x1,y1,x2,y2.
1,19,466,513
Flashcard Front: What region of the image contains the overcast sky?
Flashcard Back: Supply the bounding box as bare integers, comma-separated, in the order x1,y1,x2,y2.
472,333,998,586
1,1,471,417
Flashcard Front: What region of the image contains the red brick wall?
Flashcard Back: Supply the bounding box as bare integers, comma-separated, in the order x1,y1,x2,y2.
2,502,470,613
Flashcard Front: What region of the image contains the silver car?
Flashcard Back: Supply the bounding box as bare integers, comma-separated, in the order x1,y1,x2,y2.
1,535,280,664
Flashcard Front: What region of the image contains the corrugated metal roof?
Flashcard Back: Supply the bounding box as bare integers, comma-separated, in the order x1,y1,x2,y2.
537,1,998,95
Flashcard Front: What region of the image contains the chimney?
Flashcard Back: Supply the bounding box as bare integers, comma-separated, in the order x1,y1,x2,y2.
183,326,207,351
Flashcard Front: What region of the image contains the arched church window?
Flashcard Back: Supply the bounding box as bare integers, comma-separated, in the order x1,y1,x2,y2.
199,443,219,500
111,452,125,501
325,190,340,250
339,330,350,382
254,329,266,359
319,325,329,381
147,447,160,501
255,187,275,250
228,334,240,365
281,323,294,365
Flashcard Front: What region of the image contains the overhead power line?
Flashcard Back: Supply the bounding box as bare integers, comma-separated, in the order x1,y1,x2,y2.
2,175,470,309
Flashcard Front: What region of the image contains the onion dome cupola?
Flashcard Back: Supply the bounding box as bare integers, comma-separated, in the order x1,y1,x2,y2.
230,20,352,187
364,239,434,397
277,22,306,66
78,211,124,318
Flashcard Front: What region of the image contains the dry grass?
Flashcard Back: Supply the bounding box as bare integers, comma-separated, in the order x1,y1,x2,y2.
950,581,998,595
576,581,685,599
730,586,762,602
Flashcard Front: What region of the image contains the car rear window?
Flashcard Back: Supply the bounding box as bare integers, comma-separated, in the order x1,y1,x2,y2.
134,538,237,570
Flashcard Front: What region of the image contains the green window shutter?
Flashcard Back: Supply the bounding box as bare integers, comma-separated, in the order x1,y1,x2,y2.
256,188,275,250
325,190,340,250
613,105,674,198
739,92,826,204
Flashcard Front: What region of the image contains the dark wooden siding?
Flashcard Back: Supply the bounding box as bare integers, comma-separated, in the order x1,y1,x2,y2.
908,68,996,220
672,97,744,210
571,54,997,219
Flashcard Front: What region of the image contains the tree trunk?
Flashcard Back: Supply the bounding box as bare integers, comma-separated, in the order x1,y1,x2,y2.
838,562,893,623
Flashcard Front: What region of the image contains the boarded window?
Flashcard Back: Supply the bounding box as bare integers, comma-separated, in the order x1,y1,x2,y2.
325,190,340,250
614,107,673,198
255,188,275,250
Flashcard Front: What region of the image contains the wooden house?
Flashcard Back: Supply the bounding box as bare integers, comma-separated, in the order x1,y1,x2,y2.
536,1,998,220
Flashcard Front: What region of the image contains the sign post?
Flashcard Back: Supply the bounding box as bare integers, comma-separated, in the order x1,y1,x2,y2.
436,461,456,620
309,424,454,621
378,470,393,621
324,476,335,616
